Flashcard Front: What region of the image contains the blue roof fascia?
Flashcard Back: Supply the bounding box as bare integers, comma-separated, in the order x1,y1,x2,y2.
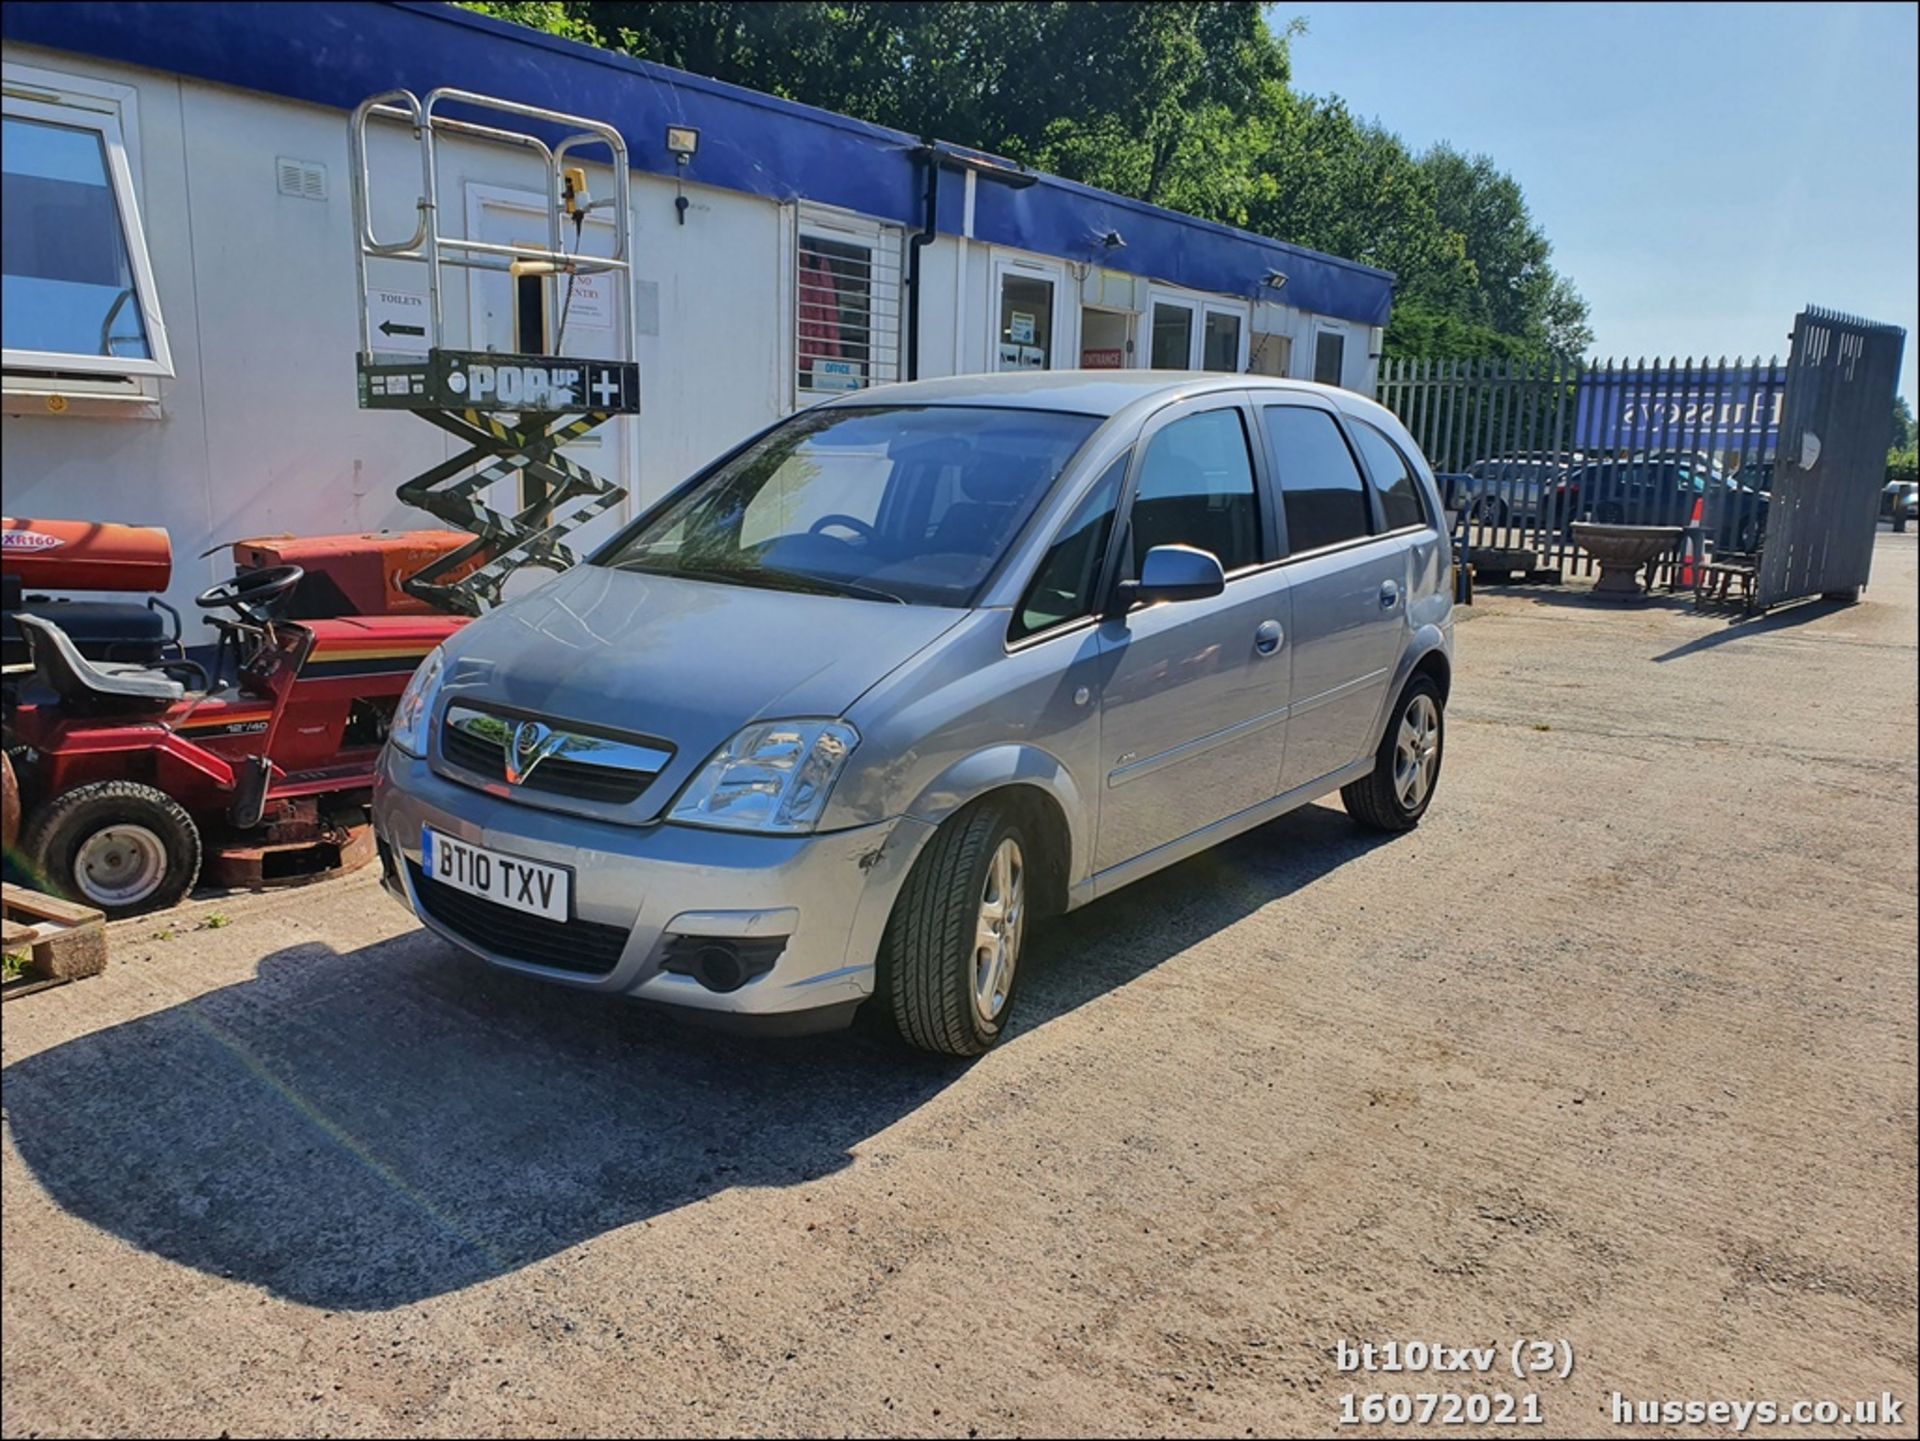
1,0,1393,325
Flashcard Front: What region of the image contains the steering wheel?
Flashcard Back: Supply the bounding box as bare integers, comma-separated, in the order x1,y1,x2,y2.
197,564,304,622
807,513,876,544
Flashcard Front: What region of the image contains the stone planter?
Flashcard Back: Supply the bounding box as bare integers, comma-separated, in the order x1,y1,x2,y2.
1571,522,1683,599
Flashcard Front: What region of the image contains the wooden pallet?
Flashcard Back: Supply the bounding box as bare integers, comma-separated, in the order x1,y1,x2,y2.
2,885,108,1000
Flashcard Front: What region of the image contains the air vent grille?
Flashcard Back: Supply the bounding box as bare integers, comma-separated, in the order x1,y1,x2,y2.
276,156,327,201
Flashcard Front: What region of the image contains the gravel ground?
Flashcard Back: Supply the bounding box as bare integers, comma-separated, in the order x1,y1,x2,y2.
4,534,1915,1439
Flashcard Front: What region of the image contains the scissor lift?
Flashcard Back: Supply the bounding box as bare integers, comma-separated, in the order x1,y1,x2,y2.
350,88,641,615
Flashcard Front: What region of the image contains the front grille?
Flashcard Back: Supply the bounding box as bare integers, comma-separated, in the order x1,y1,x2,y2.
407,861,628,975
439,705,670,806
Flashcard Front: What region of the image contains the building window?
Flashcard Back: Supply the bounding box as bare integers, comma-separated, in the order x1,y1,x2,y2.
2,70,172,382
795,209,901,401
1313,329,1346,388
1149,301,1194,369
1202,309,1243,372
1248,331,1292,377
997,274,1054,370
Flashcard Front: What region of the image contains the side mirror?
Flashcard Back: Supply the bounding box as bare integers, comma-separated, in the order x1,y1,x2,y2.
1108,544,1226,615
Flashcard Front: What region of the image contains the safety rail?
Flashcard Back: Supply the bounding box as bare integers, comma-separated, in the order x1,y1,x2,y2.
349,87,636,363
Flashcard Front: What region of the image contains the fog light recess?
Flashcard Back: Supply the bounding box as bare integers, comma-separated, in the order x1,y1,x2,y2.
659,934,787,993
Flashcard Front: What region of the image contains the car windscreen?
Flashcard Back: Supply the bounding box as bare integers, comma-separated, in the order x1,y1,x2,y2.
592,405,1101,607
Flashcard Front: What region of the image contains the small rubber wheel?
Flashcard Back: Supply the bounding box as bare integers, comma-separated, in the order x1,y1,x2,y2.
1342,675,1445,833
880,802,1029,1057
23,780,202,919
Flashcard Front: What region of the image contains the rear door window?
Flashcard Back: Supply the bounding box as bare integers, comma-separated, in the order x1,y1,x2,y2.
1262,405,1374,554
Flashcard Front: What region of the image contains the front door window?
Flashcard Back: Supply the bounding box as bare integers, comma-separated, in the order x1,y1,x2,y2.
998,275,1053,370
1127,408,1262,573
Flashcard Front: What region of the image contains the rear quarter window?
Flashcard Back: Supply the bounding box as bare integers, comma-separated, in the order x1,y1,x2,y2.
1351,421,1431,531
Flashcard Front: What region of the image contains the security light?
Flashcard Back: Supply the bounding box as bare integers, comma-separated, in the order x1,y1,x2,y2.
1264,269,1289,290
1101,229,1126,250
665,125,700,163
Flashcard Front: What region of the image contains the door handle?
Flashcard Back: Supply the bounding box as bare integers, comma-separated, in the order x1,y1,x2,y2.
1253,619,1285,655
1379,581,1400,609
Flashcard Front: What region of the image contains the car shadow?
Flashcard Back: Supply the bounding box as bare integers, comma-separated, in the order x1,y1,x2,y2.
3,803,1387,1312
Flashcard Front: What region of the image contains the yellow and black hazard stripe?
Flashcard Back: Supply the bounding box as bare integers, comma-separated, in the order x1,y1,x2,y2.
300,644,437,680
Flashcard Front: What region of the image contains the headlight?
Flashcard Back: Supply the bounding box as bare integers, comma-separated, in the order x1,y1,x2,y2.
668,719,859,833
388,645,446,758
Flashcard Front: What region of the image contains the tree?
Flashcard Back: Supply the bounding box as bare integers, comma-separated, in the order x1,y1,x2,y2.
1892,394,1916,451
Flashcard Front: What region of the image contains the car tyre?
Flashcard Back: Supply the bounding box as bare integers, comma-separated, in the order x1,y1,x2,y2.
880,801,1029,1058
23,780,202,919
1341,675,1445,833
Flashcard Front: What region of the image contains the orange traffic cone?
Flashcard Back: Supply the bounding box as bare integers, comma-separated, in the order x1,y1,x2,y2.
1678,495,1706,588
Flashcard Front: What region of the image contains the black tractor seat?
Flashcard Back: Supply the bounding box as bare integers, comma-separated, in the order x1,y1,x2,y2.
2,596,174,669
14,612,185,712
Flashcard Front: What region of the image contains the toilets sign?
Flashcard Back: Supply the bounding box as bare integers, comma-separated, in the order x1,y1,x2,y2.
1575,366,1784,452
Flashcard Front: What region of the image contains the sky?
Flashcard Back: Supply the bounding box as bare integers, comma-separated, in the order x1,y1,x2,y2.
1282,1,1919,406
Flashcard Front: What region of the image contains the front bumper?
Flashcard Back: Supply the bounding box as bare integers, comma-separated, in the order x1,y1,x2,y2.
372,747,932,1023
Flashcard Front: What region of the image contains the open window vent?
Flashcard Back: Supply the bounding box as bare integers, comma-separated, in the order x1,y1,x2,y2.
276,156,327,201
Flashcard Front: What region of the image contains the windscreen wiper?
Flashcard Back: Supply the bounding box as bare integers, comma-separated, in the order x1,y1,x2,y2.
770,571,907,604
611,558,904,604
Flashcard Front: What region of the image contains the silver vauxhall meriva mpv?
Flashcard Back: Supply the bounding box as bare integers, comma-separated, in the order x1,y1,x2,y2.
374,372,1454,1055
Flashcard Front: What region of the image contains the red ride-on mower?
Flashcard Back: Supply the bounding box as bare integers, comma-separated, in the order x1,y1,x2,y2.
7,564,459,917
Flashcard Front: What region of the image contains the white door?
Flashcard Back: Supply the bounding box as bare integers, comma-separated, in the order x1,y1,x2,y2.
1308,324,1349,388
1145,288,1248,372
1200,302,1250,373
464,183,638,539
990,254,1073,371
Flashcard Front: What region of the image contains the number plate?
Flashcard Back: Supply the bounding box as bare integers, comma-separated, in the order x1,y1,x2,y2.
420,826,570,922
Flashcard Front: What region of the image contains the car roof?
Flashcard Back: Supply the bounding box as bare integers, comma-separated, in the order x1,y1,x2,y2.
817,369,1357,419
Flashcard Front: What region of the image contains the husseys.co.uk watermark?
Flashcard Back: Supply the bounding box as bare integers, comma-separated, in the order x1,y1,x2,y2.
1611,1392,1905,1431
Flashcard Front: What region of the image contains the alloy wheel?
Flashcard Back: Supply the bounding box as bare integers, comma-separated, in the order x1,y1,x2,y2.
971,837,1026,1024
1393,695,1441,810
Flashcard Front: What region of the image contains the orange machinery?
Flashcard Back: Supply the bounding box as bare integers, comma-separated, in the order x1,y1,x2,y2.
232,530,481,618
3,517,173,594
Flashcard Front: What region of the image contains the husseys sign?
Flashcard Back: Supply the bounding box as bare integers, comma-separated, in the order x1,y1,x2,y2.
1575,366,1784,453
